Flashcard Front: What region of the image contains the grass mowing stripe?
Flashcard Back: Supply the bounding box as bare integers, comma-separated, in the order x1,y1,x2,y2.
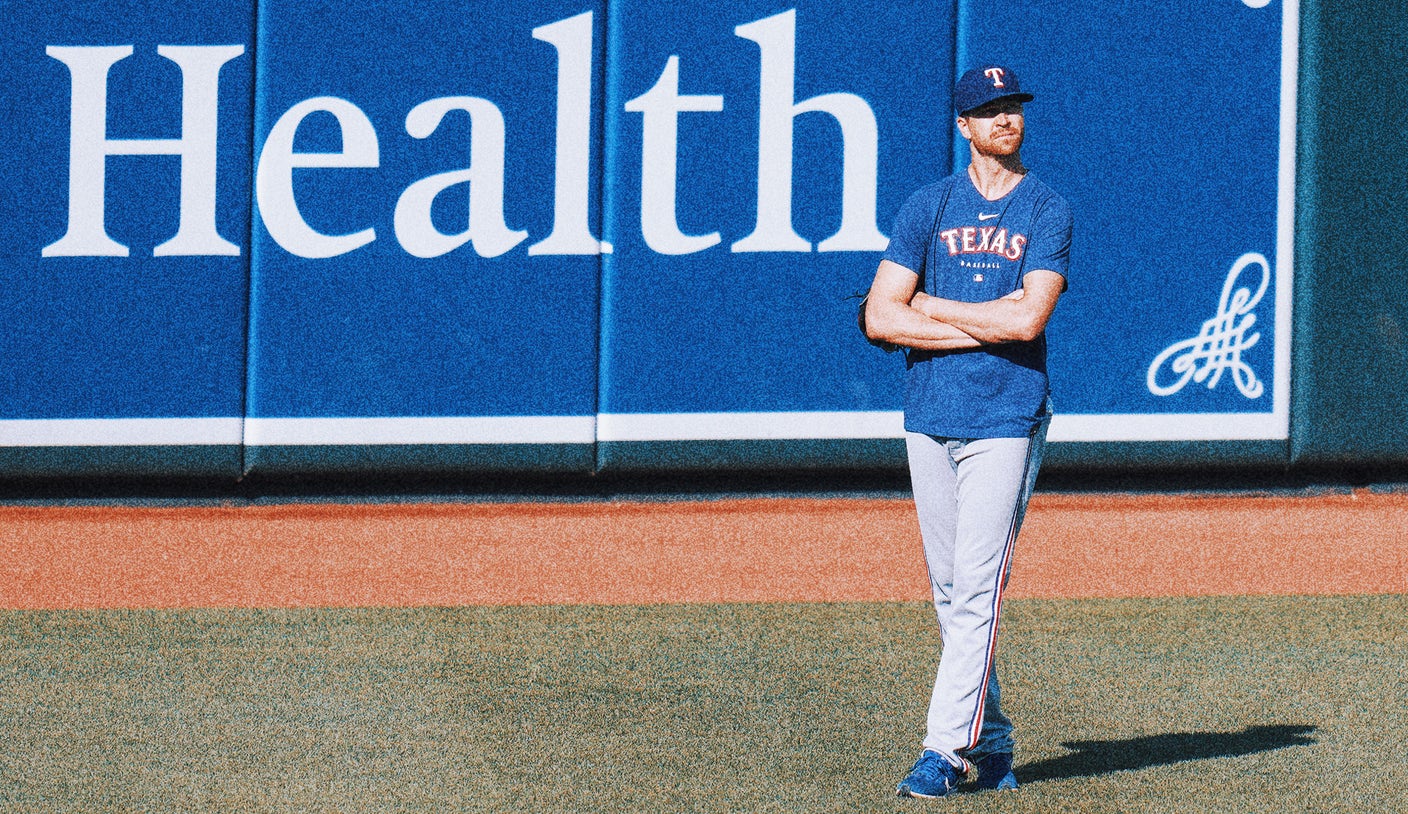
1,596,1405,813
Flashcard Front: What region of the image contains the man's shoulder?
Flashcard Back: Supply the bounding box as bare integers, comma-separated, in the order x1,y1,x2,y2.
904,173,964,205
1018,175,1072,216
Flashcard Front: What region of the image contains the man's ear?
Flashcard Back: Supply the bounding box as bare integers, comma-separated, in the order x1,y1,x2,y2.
956,116,972,140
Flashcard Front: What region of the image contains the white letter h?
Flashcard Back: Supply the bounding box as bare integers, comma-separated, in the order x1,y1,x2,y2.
732,10,886,253
43,45,244,257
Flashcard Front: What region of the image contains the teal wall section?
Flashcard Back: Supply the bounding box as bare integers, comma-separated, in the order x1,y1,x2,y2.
1291,0,1408,467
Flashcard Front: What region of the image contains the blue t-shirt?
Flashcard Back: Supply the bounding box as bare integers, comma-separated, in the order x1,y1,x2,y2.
883,171,1072,438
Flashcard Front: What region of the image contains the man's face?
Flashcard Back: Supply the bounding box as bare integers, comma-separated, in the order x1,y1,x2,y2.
957,97,1025,157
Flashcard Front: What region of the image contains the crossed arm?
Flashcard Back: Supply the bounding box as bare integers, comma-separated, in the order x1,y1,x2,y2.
863,259,1065,351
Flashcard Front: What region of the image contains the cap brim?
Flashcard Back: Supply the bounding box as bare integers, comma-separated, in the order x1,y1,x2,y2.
958,93,1034,115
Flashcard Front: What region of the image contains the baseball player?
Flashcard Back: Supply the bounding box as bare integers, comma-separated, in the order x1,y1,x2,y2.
863,64,1072,799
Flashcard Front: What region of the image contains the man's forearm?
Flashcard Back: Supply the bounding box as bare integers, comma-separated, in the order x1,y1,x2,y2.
865,296,983,351
911,292,1042,344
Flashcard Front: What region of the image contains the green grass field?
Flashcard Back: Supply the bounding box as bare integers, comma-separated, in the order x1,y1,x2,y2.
3,595,1406,813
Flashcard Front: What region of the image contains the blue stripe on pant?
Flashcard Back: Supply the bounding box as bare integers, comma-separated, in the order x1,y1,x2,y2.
905,411,1048,768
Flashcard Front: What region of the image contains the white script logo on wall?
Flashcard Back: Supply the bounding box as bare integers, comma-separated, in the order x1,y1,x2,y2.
1146,252,1269,400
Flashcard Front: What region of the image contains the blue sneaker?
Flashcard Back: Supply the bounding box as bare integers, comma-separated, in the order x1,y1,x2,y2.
967,752,1018,792
895,751,965,799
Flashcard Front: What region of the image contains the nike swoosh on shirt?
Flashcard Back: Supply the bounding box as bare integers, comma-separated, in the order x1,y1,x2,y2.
978,212,1000,221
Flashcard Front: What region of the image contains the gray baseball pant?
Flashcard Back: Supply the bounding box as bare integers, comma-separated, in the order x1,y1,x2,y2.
905,412,1048,769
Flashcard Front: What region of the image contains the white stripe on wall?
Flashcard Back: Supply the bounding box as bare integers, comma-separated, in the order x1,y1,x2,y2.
1048,412,1284,442
0,411,1286,447
1269,0,1299,440
596,411,1284,443
241,416,597,446
595,411,904,442
0,418,244,447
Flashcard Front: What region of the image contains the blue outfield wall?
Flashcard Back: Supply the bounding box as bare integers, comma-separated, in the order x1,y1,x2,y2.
2,0,1401,481
595,2,949,472
0,0,253,477
243,0,603,475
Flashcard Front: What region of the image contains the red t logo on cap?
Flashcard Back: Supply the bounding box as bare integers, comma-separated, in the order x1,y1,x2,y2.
984,67,1006,88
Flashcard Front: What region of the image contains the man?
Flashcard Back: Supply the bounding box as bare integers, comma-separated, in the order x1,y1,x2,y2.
863,64,1072,799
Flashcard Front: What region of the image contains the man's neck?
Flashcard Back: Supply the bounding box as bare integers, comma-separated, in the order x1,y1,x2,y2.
967,151,1027,201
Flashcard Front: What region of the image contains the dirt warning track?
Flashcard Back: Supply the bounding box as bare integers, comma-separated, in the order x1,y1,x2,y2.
1,491,1404,609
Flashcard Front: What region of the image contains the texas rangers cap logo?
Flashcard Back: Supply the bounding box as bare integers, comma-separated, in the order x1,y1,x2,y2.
953,64,1034,114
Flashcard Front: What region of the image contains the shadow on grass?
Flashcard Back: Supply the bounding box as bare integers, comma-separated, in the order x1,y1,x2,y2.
1017,724,1317,784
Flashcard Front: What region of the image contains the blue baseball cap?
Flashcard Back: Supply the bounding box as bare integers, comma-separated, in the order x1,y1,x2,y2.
953,65,1033,115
